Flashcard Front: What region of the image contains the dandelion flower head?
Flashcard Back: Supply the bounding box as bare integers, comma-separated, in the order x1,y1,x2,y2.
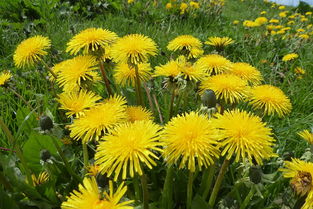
229,62,263,85
298,129,313,144
205,37,234,48
154,60,181,78
195,54,232,75
167,35,203,58
0,71,12,86
126,106,153,122
114,63,152,86
282,53,299,62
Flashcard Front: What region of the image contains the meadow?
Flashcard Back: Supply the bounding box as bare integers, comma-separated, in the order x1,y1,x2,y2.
0,0,313,208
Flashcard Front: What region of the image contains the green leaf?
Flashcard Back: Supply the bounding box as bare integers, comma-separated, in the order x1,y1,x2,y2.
0,187,20,209
192,194,211,209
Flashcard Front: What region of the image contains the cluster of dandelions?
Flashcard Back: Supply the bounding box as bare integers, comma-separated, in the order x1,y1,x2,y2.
10,28,296,209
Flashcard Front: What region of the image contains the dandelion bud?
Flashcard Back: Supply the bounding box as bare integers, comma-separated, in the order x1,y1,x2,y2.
201,89,217,108
40,116,53,131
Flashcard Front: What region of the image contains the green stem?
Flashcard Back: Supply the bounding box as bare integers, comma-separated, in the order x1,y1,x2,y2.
152,93,164,125
202,165,216,200
187,171,194,209
134,65,144,106
168,87,176,121
0,117,33,185
162,166,174,209
240,187,254,209
82,142,89,170
208,159,230,207
143,83,155,113
42,60,57,79
133,175,141,204
99,60,113,96
141,173,149,209
51,136,81,182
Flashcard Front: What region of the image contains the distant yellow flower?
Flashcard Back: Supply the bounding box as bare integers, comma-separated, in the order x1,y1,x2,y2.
167,35,203,58
195,54,232,75
230,62,263,85
69,101,127,143
200,74,248,104
255,17,268,25
31,171,49,186
13,35,51,68
247,85,292,117
113,63,152,86
125,106,153,122
294,67,305,75
298,129,313,144
280,158,313,209
166,2,172,9
66,28,118,55
205,37,234,48
289,15,295,19
243,20,260,27
111,34,157,65
61,177,133,209
212,109,276,164
269,18,279,23
162,111,220,172
278,5,285,10
190,1,200,9
56,56,100,91
287,20,295,25
0,71,12,86
275,25,283,29
260,11,267,15
154,60,181,78
180,2,188,14
86,164,100,176
297,28,305,33
306,12,312,16
282,53,298,62
177,56,206,81
58,90,101,118
95,121,163,180
233,20,240,25
298,34,310,39
307,24,313,29
279,12,287,17
128,0,134,3
301,18,308,22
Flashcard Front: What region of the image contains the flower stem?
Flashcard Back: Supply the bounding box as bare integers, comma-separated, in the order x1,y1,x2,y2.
187,171,194,209
0,117,33,186
201,165,216,200
41,60,57,79
141,173,149,209
82,142,89,170
99,60,113,96
208,158,230,207
143,83,155,113
239,187,254,209
162,166,174,209
133,175,141,204
152,93,164,125
168,87,176,121
134,65,144,106
51,136,81,182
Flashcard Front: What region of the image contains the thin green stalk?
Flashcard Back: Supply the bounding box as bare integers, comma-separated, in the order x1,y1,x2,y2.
42,60,57,79
240,187,254,209
133,175,141,204
152,93,164,124
141,173,149,209
208,159,230,207
162,166,174,209
187,171,194,209
201,165,216,200
0,117,33,185
82,142,89,170
134,65,144,106
51,136,81,182
99,60,113,96
143,83,155,113
168,87,176,121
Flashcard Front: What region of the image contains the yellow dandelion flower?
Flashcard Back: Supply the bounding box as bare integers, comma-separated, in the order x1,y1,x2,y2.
154,60,181,78
58,90,101,118
205,36,234,48
229,62,263,85
69,102,127,143
294,67,306,75
301,18,308,22
166,2,172,9
190,1,200,9
200,74,248,104
128,0,134,3
103,94,127,107
298,129,313,144
243,20,260,27
86,164,100,176
280,158,313,209
180,3,188,14
167,35,203,58
161,111,220,172
113,63,152,86
247,85,292,117
255,17,268,25
233,20,240,25
31,171,49,186
212,109,276,164
278,5,285,10
177,56,206,81
66,28,118,55
298,34,310,39
279,12,287,18
269,18,279,23
287,20,295,25
61,177,133,209
111,34,157,65
282,53,298,62
56,55,100,90
306,12,312,16
49,60,72,81
260,11,267,15
95,121,163,180
189,47,204,59
125,106,153,122
13,35,51,68
0,71,12,86
195,54,232,75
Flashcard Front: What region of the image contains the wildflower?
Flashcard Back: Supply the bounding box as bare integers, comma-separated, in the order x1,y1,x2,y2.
260,11,267,15
104,94,127,107
212,109,276,164
301,18,308,22
205,36,234,48
278,5,285,10
230,62,263,85
307,24,313,29
61,177,133,209
0,71,12,86
13,35,51,68
128,0,134,3
154,60,181,78
113,63,152,86
269,19,279,23
298,129,313,144
282,53,298,62
298,34,309,39
190,1,200,9
294,67,305,76
161,112,220,172
125,106,153,122
57,90,101,118
297,29,305,33
287,21,295,25
31,171,49,186
95,121,163,180
167,35,203,58
86,164,100,176
243,20,260,27
255,17,268,25
56,56,100,91
306,12,312,16
69,101,127,143
66,28,118,55
166,2,172,9
280,158,313,209
195,54,232,75
177,56,206,81
180,3,188,14
200,74,248,104
279,12,287,18
233,20,239,25
49,60,71,81
111,34,157,65
247,84,292,117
